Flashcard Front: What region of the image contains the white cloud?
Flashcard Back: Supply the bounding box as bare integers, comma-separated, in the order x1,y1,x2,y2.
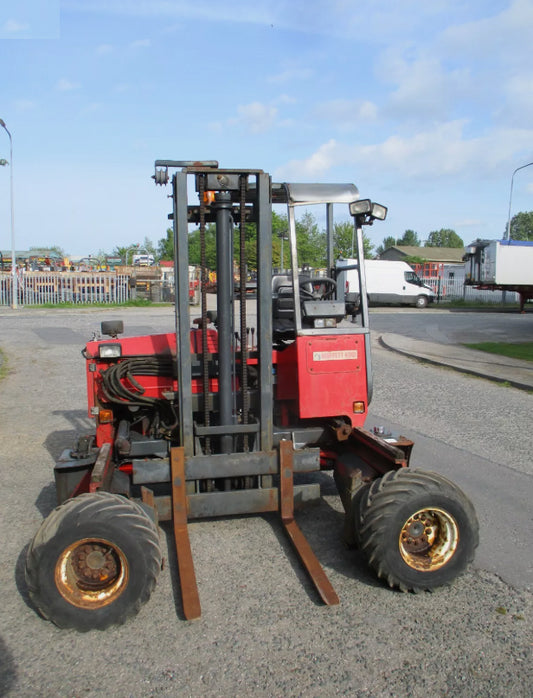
56,78,81,91
268,67,314,84
499,75,533,126
65,1,274,26
130,38,151,49
441,0,533,63
276,121,533,180
277,139,340,179
211,101,284,134
273,94,297,106
2,18,30,34
234,102,278,134
14,99,36,111
387,59,470,119
95,44,113,55
314,99,378,126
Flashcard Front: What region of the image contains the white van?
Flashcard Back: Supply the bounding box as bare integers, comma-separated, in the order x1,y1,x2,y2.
336,259,436,309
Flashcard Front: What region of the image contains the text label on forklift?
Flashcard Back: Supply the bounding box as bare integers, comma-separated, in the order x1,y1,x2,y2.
312,350,358,361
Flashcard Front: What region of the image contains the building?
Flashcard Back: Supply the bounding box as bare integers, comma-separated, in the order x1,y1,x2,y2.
378,246,466,281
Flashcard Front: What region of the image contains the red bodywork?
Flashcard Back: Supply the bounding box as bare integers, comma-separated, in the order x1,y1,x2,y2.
84,328,368,448
275,335,367,427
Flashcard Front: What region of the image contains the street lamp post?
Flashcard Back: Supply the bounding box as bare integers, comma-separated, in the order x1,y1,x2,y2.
506,161,533,240
0,118,17,308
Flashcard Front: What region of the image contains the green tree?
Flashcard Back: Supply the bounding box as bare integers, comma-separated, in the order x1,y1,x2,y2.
157,229,174,261
142,237,157,258
113,244,141,265
188,224,217,268
113,238,158,264
30,244,66,258
397,229,420,246
507,211,533,240
333,221,374,259
295,211,326,267
376,235,397,256
425,229,464,248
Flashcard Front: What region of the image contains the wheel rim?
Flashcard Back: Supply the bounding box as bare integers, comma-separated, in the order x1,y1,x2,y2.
398,507,458,571
55,537,129,609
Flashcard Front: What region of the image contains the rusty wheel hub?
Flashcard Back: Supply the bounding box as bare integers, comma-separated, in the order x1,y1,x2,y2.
55,538,129,609
399,508,458,571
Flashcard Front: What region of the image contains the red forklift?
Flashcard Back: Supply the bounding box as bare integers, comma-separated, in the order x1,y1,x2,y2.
26,162,478,631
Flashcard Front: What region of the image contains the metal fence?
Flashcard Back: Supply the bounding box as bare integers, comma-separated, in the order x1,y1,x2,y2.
421,276,520,303
0,271,521,307
0,272,131,306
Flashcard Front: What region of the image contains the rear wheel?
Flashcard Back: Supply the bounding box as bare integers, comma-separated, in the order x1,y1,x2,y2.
26,492,162,631
358,469,478,592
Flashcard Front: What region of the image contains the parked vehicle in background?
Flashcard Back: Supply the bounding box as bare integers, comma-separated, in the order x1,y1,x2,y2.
132,254,155,266
464,239,533,311
337,259,436,310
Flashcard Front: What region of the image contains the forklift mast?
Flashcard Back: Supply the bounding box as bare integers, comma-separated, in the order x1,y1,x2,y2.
154,160,376,460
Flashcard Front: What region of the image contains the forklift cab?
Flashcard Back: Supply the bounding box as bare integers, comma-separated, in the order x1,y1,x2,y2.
271,184,383,346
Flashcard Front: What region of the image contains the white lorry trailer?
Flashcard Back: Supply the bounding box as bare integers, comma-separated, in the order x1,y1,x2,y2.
336,259,436,309
464,239,533,311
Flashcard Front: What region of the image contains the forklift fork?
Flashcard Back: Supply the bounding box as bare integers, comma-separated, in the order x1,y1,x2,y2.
170,441,338,620
170,447,202,620
279,440,339,606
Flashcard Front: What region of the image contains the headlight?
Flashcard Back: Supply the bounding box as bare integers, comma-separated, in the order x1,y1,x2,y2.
349,199,372,215
371,202,387,220
313,318,337,328
98,343,122,359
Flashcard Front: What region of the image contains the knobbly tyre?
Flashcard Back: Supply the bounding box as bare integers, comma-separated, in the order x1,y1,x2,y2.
26,162,479,631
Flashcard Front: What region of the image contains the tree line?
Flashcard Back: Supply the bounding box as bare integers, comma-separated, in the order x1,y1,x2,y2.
79,209,533,270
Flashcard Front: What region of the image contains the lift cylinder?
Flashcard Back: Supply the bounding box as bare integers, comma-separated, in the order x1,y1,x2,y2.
214,192,235,453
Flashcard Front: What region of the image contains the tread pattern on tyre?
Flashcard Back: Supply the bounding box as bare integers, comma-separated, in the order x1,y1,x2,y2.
358,468,479,593
26,492,162,630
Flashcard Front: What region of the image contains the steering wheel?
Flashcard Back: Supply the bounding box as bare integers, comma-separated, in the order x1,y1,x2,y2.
299,276,337,301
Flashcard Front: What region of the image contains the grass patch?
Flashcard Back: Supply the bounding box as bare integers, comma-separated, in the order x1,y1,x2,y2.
438,299,521,309
464,341,533,362
0,348,7,381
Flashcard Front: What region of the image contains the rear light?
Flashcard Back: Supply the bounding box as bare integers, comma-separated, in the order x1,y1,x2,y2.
98,409,114,423
353,401,365,414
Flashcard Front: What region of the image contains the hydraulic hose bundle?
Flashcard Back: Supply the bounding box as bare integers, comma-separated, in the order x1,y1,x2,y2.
100,356,178,431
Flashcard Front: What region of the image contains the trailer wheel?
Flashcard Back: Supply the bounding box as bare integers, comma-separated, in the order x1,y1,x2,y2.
25,492,162,631
415,295,428,308
358,469,478,592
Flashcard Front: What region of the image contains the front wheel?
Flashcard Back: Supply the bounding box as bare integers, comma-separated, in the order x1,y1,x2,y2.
358,469,478,592
415,295,429,308
26,492,162,631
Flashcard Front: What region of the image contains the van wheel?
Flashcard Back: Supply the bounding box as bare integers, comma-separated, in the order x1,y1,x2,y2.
415,295,428,308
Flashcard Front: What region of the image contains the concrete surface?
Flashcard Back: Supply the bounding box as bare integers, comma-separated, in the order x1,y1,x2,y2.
379,333,533,391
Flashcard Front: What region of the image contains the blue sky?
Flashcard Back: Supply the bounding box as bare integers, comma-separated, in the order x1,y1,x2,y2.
1,0,533,257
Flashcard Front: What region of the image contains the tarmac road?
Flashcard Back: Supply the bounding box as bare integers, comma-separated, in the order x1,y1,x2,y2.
0,305,531,697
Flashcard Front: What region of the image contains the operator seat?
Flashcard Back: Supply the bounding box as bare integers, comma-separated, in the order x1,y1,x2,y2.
272,273,312,342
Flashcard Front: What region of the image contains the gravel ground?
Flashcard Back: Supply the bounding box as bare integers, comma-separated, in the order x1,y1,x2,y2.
0,307,532,697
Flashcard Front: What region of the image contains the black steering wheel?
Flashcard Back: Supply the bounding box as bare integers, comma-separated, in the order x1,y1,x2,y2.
299,276,337,301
